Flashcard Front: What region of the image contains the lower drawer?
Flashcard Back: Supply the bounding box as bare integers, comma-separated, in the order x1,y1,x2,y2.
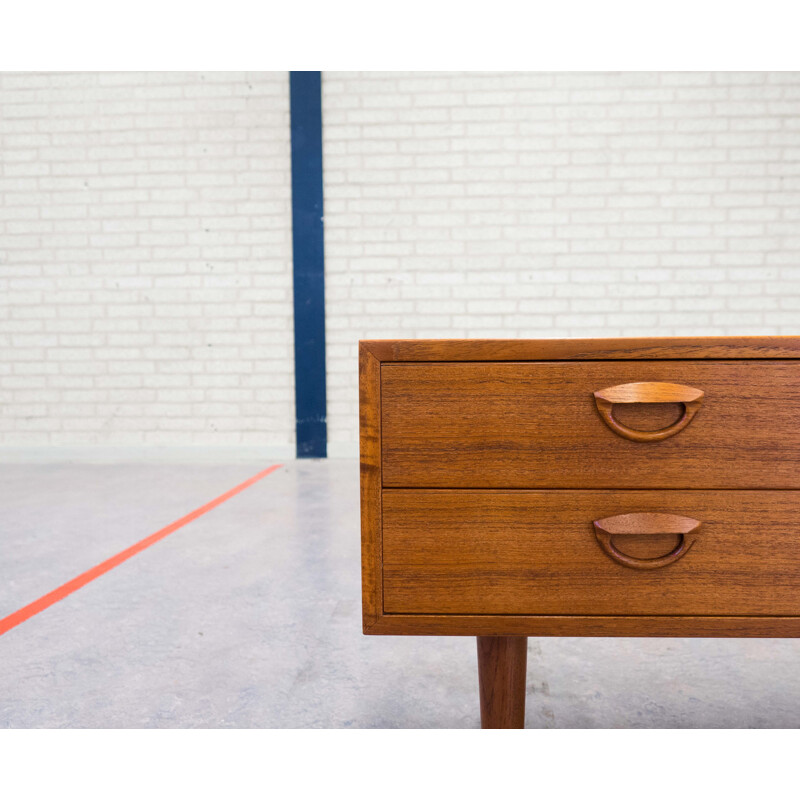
382,490,800,616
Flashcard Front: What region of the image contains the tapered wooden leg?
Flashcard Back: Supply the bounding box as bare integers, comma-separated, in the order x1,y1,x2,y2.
476,636,528,729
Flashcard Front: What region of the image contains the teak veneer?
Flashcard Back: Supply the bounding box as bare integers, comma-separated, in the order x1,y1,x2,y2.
359,337,800,728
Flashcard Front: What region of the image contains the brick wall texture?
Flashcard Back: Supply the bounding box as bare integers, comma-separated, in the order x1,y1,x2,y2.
0,71,294,446
323,71,800,449
2,71,799,449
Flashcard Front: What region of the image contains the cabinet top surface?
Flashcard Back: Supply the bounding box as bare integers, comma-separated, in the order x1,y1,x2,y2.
359,336,800,362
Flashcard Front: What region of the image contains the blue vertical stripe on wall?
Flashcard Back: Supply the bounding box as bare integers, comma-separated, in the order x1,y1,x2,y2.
289,71,327,458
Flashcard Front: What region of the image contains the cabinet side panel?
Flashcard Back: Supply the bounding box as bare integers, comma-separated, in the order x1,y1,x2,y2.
359,344,382,630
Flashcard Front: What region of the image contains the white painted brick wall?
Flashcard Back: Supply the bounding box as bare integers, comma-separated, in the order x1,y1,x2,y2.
0,71,294,448
323,71,800,449
4,72,800,453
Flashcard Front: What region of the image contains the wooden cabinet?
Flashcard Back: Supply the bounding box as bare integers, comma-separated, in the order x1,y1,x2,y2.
359,337,800,727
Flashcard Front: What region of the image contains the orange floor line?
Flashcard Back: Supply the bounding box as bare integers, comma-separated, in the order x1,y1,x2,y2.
0,464,284,638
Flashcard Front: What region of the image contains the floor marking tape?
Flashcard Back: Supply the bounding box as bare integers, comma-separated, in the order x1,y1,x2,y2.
0,464,283,638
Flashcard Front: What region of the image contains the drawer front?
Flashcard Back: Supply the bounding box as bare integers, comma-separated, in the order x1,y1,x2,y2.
382,490,800,616
381,360,800,489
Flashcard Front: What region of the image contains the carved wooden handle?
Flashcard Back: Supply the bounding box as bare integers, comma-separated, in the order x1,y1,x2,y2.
593,512,701,570
593,381,704,442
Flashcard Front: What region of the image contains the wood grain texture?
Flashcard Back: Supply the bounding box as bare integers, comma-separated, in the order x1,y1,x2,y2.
593,511,700,535
477,637,527,729
359,343,382,631
594,382,704,404
367,614,800,638
381,360,800,488
362,336,800,363
383,490,800,616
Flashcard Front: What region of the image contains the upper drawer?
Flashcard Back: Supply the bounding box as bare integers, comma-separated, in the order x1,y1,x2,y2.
381,360,800,489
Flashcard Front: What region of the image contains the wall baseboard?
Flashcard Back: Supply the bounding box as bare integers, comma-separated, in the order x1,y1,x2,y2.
326,442,359,459
0,446,302,464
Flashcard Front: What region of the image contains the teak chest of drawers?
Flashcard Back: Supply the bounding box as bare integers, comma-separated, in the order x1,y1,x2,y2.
359,337,800,728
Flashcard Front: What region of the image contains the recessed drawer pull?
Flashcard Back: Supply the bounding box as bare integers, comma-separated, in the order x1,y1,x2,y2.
593,512,701,570
593,381,704,442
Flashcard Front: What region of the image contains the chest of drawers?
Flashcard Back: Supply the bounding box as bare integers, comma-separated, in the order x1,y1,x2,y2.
359,337,800,727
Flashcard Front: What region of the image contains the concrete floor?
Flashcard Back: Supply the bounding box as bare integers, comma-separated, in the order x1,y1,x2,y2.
2,457,800,728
